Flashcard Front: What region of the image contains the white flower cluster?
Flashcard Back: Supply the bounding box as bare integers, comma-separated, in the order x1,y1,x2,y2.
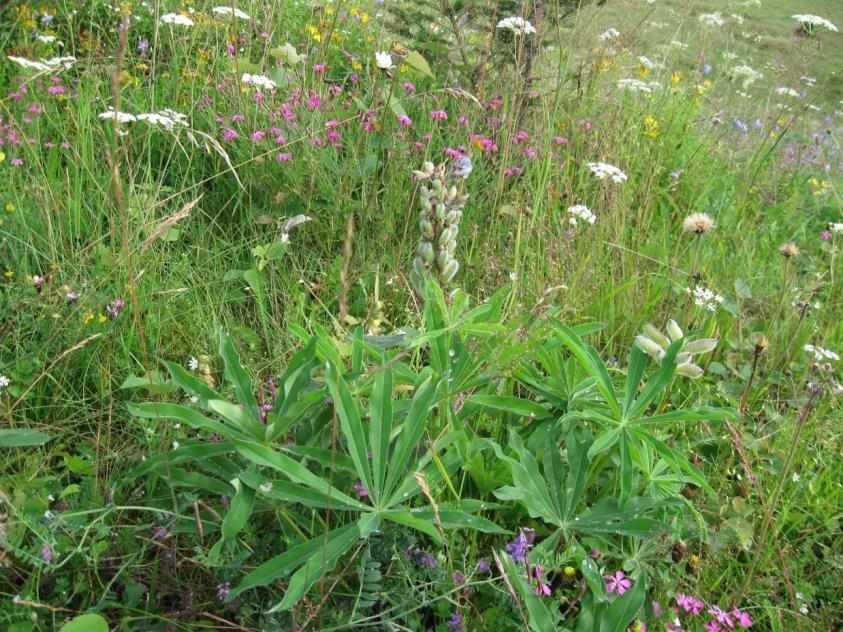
730,64,763,88
803,344,840,362
211,6,251,19
98,108,188,130
241,73,277,90
775,87,800,97
698,12,725,27
496,17,537,35
617,78,661,93
637,56,655,69
0,375,10,389
375,51,394,70
160,13,194,26
567,205,596,226
598,28,621,41
7,55,76,72
829,222,843,233
586,162,628,183
792,14,838,32
685,285,724,311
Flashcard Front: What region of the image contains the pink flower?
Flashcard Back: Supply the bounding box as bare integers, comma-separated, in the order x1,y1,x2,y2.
106,298,125,318
604,571,632,596
276,152,293,162
531,566,552,596
312,64,326,73
250,130,266,141
430,110,448,120
397,114,412,127
231,114,245,122
401,82,415,93
707,606,734,628
503,166,524,177
273,135,287,145
704,622,721,632
307,96,321,110
222,128,239,141
353,482,368,497
514,130,530,142
443,147,464,159
11,158,23,166
821,230,832,240
553,136,568,145
732,609,752,628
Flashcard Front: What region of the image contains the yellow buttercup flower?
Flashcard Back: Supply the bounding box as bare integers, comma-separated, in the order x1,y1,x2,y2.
644,116,659,138
670,71,682,85
82,311,94,325
97,314,107,324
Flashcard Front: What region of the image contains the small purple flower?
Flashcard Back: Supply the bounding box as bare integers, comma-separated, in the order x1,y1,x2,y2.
453,571,465,584
446,613,464,632
733,119,748,133
604,570,632,595
417,552,436,568
153,527,169,538
505,527,535,562
353,482,368,498
33,275,44,288
41,541,52,564
590,547,601,558
670,168,682,180
106,298,125,318
477,559,490,573
217,582,230,601
821,230,832,240
701,64,713,74
137,39,149,51
653,601,663,617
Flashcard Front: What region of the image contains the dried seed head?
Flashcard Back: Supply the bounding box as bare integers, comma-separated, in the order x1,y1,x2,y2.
751,333,768,355
671,540,688,562
779,242,799,258
682,212,715,235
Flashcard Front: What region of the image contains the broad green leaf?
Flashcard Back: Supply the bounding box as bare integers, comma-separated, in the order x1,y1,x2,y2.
369,365,393,503
627,340,682,418
242,473,354,509
618,432,633,509
218,328,260,423
326,360,374,502
383,510,442,542
271,513,380,611
162,359,222,405
564,427,592,521
118,371,174,395
208,399,264,439
166,468,233,495
632,429,712,495
623,345,648,416
0,428,52,448
404,50,434,79
221,481,256,541
133,443,234,476
496,551,557,632
468,394,550,420
59,614,108,632
128,402,234,439
631,406,738,425
587,428,622,460
410,509,509,534
580,555,608,603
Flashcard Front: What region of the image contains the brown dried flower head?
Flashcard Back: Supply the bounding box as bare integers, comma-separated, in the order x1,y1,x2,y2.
779,242,799,258
682,212,715,235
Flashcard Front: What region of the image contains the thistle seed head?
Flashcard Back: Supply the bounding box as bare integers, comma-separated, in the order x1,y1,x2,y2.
779,241,799,258
682,212,715,235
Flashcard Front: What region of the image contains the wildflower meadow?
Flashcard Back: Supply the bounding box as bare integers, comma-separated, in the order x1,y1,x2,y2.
1,0,841,630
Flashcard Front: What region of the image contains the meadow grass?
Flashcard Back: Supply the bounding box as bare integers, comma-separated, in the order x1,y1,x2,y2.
0,0,841,630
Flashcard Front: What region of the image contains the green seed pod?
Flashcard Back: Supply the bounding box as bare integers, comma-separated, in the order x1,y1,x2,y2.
435,204,446,221
442,259,459,283
437,248,450,268
635,335,666,360
446,210,460,224
666,319,684,342
438,227,455,247
683,339,718,355
420,242,435,263
643,323,670,350
412,256,426,277
676,352,692,366
675,362,704,379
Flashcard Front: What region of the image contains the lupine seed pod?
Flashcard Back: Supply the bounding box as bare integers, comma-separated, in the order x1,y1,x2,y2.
666,319,684,342
682,338,719,355
410,159,469,293
643,323,671,349
675,362,704,378
635,335,666,360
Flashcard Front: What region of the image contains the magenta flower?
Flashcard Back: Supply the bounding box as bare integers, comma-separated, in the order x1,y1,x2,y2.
704,622,721,632
732,609,752,628
821,230,832,240
453,571,465,584
708,606,733,628
531,566,552,596
222,128,239,141
33,275,44,288
604,571,632,595
677,594,705,616
653,601,663,617
429,110,448,120
250,130,266,142
41,541,52,564
397,114,412,127
353,482,368,498
217,582,230,601
276,152,293,162
312,64,326,73
66,291,80,301
106,298,125,318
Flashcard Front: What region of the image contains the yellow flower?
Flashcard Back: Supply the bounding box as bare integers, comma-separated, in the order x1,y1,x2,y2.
82,311,94,325
349,7,358,17
0,151,5,162
5,203,14,214
398,63,409,73
325,5,334,15
644,116,659,138
703,79,712,88
97,314,107,324
636,63,650,78
670,71,682,85
351,59,362,71
3,270,13,279
360,11,369,23
331,32,344,42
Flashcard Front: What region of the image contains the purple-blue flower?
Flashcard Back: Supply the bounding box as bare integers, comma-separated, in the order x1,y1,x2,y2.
505,527,535,562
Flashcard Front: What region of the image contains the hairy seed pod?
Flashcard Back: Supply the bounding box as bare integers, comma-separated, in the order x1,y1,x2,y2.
675,362,704,379
666,319,684,342
437,248,450,268
676,352,692,366
635,335,666,360
442,259,459,283
683,338,718,355
412,257,425,278
643,323,670,350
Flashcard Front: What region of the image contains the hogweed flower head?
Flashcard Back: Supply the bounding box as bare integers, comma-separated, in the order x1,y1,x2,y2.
410,160,469,293
682,212,715,235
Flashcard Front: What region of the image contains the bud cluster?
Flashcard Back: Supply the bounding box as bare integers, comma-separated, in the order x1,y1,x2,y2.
410,161,468,293
635,319,718,379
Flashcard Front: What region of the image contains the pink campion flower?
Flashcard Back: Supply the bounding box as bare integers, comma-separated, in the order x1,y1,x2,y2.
311,137,325,147
821,230,832,240
312,64,326,73
231,114,245,123
578,118,592,130
27,103,44,114
222,128,239,141
401,81,415,93
250,130,266,141
457,116,469,125
325,119,340,128
349,72,360,84
422,133,433,141
226,44,236,54
514,130,530,142
708,606,733,628
326,129,341,144
504,166,524,176
276,152,293,162
11,158,23,166
531,566,552,596
653,602,663,617
397,114,412,127
443,147,464,159
732,609,752,628
553,136,568,145
704,622,721,632
413,141,426,150
66,291,80,301
307,95,321,110
106,298,125,318
666,622,684,632
524,145,541,159
328,85,342,98
487,97,503,110
430,110,448,120
273,135,287,145
353,482,368,497
253,91,265,103
604,571,632,595
48,85,68,95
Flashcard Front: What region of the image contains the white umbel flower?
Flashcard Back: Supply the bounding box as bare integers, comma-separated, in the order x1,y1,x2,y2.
98,108,137,123
617,78,661,93
241,73,277,90
698,12,725,27
792,14,838,32
160,13,194,26
803,344,839,362
7,55,76,72
496,16,537,35
211,6,251,19
586,162,628,183
567,205,596,225
598,28,621,41
375,51,394,70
